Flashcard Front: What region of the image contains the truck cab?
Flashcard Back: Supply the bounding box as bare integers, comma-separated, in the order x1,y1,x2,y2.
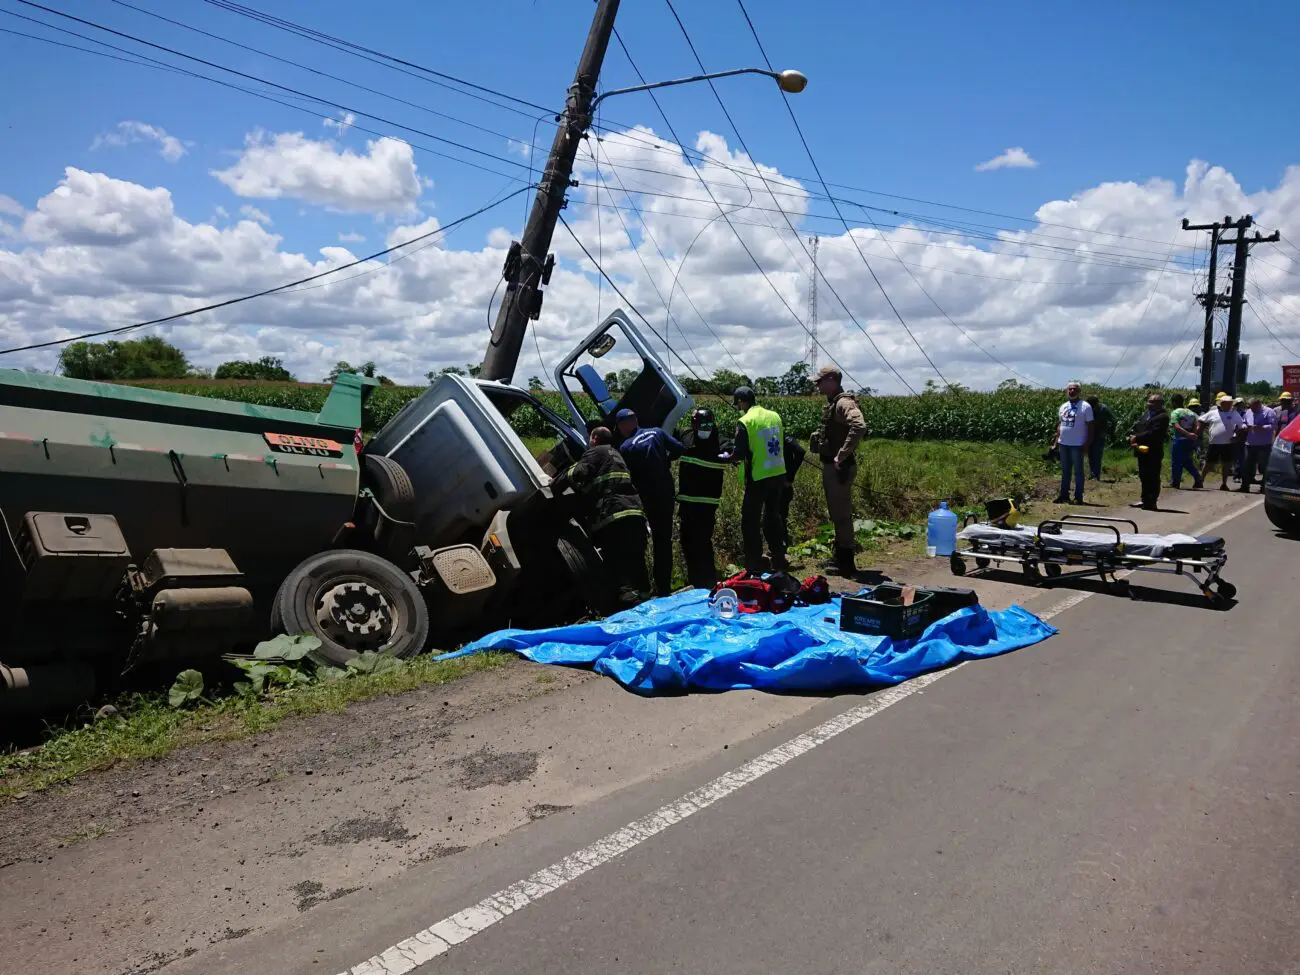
362,309,692,624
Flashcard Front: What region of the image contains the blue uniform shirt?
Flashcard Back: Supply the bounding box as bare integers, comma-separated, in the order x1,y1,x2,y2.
618,427,684,499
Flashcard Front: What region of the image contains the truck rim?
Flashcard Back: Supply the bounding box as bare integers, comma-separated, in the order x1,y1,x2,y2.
316,580,397,652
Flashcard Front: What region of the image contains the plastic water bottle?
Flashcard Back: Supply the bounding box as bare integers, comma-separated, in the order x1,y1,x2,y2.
927,501,958,557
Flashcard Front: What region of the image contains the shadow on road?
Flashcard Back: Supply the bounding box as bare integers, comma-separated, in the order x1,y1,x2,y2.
972,569,1235,611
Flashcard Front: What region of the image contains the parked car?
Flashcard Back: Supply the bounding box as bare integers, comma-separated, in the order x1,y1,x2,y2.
1263,413,1300,533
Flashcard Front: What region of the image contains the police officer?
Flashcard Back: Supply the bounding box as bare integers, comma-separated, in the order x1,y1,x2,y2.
615,407,684,597
728,386,787,572
676,407,731,589
809,365,866,576
552,426,649,609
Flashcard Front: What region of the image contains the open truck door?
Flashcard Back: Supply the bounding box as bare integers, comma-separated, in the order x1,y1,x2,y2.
553,309,694,437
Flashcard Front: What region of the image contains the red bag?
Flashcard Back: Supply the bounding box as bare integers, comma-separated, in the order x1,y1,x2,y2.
712,571,771,614
797,575,831,605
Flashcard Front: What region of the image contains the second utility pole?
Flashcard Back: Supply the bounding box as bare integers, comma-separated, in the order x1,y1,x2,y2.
480,0,621,382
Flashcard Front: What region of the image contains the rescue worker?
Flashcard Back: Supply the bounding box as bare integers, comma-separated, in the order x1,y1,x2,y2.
675,407,731,589
615,407,684,597
1276,391,1298,436
780,436,807,550
809,365,866,576
728,386,787,573
551,426,649,610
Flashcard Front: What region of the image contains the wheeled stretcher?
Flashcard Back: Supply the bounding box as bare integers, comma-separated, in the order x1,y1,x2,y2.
949,515,1235,604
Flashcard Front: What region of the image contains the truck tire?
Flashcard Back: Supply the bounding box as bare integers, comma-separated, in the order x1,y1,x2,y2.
362,454,416,522
556,523,612,615
272,549,429,664
362,454,417,563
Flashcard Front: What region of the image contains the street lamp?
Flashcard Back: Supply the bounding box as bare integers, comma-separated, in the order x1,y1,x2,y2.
590,67,808,110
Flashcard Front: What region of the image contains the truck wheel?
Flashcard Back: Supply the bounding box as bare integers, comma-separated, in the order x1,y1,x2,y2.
363,454,416,521
362,454,417,563
1264,501,1300,535
273,549,429,664
557,524,612,614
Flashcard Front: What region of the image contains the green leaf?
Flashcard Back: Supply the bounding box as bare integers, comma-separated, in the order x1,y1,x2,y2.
254,633,323,661
168,669,204,708
345,652,402,676
853,518,876,533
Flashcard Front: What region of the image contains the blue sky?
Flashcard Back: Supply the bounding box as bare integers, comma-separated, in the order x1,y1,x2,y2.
2,0,1300,389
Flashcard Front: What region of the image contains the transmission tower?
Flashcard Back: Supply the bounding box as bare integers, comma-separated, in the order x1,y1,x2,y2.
805,235,820,371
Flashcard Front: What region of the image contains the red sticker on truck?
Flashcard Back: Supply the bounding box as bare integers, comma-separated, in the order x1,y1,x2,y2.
263,432,345,457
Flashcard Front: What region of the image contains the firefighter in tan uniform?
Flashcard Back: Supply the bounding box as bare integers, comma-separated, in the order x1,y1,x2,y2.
809,366,866,576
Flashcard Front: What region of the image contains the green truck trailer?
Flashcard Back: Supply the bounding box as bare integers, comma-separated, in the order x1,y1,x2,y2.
0,310,693,716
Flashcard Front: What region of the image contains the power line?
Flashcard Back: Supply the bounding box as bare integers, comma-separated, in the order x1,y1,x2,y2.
199,0,554,116
0,9,535,183
104,0,543,149
721,0,945,384
15,1,533,173
608,30,870,393
0,185,534,355
1099,231,1182,386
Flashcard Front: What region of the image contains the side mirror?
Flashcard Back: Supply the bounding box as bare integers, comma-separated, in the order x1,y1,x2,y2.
586,333,617,358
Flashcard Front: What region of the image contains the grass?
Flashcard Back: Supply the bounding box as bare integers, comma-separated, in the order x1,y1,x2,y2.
1,437,1148,801
0,652,510,801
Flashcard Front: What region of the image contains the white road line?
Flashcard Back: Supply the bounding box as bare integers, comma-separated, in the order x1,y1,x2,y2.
338,500,1262,975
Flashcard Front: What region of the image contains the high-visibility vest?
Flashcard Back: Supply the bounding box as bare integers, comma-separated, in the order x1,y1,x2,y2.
737,405,786,483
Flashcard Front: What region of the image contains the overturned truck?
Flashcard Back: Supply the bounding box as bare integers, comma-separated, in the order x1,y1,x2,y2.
0,311,691,716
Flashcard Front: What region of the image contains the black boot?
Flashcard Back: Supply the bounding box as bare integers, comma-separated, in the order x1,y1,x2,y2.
832,547,857,577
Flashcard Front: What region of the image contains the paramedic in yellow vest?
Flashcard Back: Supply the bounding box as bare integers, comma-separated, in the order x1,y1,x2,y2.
728,386,788,572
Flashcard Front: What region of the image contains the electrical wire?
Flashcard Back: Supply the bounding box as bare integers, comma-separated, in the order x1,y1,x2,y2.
104,0,545,148
1,8,536,183
15,1,533,173
199,0,554,116
0,185,535,355
608,31,870,393
1099,231,1182,386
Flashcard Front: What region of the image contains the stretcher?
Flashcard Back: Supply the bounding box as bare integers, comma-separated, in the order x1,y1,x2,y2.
949,514,1235,604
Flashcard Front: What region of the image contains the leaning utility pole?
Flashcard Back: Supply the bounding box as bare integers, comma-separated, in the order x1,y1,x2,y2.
480,0,621,382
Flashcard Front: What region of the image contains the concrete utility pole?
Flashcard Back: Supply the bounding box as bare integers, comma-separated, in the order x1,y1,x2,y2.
1181,214,1277,400
481,0,621,382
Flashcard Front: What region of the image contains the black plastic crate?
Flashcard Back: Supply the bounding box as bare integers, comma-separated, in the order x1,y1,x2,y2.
840,588,933,640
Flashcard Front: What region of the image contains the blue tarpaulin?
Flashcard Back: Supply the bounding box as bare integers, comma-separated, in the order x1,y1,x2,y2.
438,591,1056,695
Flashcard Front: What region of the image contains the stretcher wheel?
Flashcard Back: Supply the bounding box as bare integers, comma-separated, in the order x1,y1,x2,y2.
1045,564,1062,578
949,554,967,577
1023,563,1040,580
1215,581,1237,600
975,557,990,570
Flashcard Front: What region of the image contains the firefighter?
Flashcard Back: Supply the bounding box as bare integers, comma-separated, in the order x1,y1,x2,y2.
809,365,866,576
728,386,787,572
676,407,731,589
552,426,649,609
615,408,684,597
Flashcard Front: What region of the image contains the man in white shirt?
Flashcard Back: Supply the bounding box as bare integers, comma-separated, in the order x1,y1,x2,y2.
1052,381,1095,504
1197,392,1245,491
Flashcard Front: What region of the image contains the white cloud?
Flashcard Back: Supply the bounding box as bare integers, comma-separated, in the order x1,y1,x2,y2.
5,129,1300,396
323,112,356,134
0,195,23,217
239,204,272,225
92,121,189,162
338,231,366,243
212,205,230,221
212,131,421,214
975,147,1039,172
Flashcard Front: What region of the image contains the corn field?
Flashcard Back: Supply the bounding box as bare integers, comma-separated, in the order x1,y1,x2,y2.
124,380,1169,447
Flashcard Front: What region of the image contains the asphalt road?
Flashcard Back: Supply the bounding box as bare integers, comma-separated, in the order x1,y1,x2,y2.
183,497,1300,974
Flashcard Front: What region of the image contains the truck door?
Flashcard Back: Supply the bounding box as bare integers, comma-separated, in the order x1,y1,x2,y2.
553,309,694,435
